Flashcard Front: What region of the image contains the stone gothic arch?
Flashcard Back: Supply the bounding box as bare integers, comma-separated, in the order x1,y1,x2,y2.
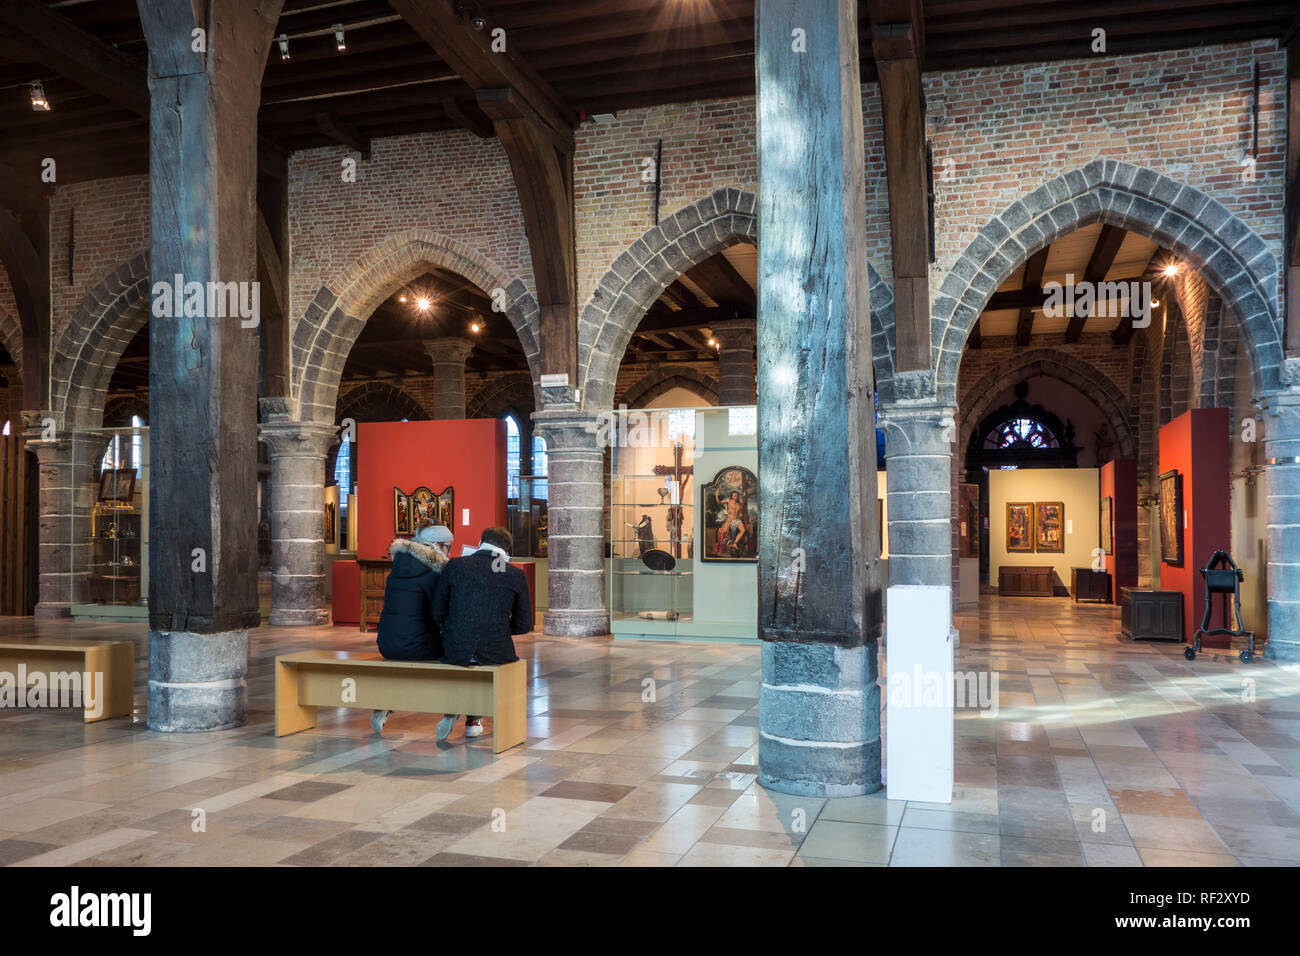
51,252,150,429
467,373,536,422
620,367,719,407
0,301,21,373
579,188,896,411
958,349,1138,464
293,229,541,425
933,161,1283,405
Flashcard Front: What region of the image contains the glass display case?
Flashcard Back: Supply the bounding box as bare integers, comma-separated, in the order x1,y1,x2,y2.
507,474,549,559
71,424,149,617
609,405,760,641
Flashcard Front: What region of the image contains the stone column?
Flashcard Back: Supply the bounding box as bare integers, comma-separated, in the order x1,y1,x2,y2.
711,319,757,406
1263,387,1300,662
139,0,283,732
424,338,476,420
22,411,71,617
533,404,608,636
260,415,337,626
878,403,956,592
755,0,883,797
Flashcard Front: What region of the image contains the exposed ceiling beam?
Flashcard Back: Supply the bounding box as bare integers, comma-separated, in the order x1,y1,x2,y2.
442,98,494,138
0,0,148,116
660,280,703,311
684,254,753,305
1017,245,1050,347
1065,224,1126,342
314,111,371,158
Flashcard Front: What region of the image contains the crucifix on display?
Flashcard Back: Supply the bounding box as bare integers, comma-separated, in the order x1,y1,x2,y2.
653,442,692,559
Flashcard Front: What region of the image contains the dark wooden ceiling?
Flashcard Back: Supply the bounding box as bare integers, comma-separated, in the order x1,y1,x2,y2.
0,0,1293,185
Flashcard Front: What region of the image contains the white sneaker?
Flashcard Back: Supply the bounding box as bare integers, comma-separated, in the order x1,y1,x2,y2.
370,710,392,734
465,719,484,739
436,714,459,741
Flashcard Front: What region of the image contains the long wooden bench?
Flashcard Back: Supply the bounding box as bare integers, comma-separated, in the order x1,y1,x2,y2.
274,650,526,753
0,640,134,722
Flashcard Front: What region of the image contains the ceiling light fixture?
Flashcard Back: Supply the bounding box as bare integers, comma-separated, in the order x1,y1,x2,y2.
470,322,482,333
398,293,407,303
277,34,290,60
29,81,50,112
334,24,346,52
1162,263,1179,277
416,297,431,311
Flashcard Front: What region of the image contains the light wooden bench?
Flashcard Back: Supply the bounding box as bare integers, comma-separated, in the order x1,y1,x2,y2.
0,640,134,722
274,650,526,753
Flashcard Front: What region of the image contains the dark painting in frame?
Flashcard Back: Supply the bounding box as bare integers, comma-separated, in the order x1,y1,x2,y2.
98,467,136,503
1159,470,1183,566
1006,501,1034,553
1035,501,1065,553
702,465,758,562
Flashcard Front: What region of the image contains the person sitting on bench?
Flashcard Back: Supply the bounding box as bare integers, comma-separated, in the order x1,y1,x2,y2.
370,520,453,734
430,526,532,741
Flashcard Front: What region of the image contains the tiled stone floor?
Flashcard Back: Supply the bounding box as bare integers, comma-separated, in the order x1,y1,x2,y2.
2,596,1299,866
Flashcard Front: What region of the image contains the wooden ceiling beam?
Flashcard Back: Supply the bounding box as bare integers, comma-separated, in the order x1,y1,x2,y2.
660,280,703,311
869,0,930,371
0,0,148,116
313,112,371,158
684,255,753,305
1016,245,1050,347
1065,224,1126,343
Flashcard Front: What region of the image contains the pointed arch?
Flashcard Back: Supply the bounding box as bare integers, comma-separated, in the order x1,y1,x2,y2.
933,161,1282,404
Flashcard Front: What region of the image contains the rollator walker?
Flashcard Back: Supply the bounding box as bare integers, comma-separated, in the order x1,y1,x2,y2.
1184,550,1258,662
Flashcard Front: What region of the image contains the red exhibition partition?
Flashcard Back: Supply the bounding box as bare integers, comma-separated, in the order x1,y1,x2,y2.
355,419,508,561
1158,408,1231,647
1099,459,1138,603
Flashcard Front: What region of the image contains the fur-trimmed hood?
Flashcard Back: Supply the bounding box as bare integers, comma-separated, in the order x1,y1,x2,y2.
389,537,449,571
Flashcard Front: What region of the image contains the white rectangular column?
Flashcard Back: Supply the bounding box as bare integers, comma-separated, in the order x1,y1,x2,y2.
886,584,954,803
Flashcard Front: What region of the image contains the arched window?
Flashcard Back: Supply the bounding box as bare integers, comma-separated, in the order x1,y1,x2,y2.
986,417,1058,451
505,415,521,497
531,433,547,478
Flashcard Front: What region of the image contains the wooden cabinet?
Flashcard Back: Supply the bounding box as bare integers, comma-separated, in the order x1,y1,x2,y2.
1121,588,1183,641
359,559,391,632
998,565,1054,596
1071,568,1111,603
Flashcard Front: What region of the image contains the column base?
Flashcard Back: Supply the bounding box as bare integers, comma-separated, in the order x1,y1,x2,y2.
1263,635,1300,663
34,603,72,619
268,607,331,627
147,629,248,732
758,641,881,797
543,608,610,637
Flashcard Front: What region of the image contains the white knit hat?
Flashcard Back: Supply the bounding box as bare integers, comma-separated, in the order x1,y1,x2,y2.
414,524,454,545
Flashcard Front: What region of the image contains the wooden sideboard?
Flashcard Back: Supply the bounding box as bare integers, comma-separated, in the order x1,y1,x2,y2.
359,558,391,632
1071,568,1111,603
998,565,1054,596
1120,588,1183,641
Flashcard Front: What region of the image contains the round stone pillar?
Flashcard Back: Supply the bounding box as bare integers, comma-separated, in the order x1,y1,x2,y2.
424,338,476,420
533,406,608,636
1263,387,1300,662
711,319,757,406
259,416,338,626
878,404,956,591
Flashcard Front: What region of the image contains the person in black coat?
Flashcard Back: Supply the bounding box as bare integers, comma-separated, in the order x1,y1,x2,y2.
430,525,532,741
370,521,452,734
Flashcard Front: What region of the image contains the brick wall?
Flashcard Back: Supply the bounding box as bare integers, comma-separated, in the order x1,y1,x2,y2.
288,132,533,340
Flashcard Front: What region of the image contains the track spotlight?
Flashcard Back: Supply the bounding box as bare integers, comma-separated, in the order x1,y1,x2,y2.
470,322,482,333
416,297,431,312
29,81,50,112
334,24,346,52
398,293,408,303
277,34,290,60
1162,263,1179,277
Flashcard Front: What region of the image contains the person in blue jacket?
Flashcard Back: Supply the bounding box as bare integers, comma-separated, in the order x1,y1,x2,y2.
370,520,453,734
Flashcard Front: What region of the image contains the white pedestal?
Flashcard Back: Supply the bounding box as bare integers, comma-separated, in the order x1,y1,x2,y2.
959,557,979,607
886,584,954,804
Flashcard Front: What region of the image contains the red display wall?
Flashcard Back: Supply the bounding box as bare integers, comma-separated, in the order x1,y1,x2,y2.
355,419,508,561
1158,409,1231,646
1099,459,1138,603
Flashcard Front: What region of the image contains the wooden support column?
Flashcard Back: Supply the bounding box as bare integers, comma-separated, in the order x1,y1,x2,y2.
388,0,578,383
756,0,882,797
869,0,930,372
0,189,50,411
137,0,284,731
258,154,291,402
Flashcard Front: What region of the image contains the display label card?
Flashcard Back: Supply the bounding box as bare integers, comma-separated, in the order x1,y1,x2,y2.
462,508,470,526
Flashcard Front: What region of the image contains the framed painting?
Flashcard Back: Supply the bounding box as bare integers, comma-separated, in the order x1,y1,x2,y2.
702,465,758,562
1100,496,1113,556
1006,501,1034,553
98,467,137,503
323,501,336,544
1035,501,1065,553
393,487,412,537
1159,470,1183,566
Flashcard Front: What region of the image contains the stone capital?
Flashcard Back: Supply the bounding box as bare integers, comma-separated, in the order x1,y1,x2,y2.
531,407,602,452
423,337,476,365
710,318,757,350
258,416,339,458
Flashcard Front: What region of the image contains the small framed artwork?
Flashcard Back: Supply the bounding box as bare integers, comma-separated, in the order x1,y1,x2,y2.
1100,496,1113,556
1006,501,1034,553
98,467,137,503
1035,501,1065,553
701,465,758,562
393,487,412,537
1159,470,1183,566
